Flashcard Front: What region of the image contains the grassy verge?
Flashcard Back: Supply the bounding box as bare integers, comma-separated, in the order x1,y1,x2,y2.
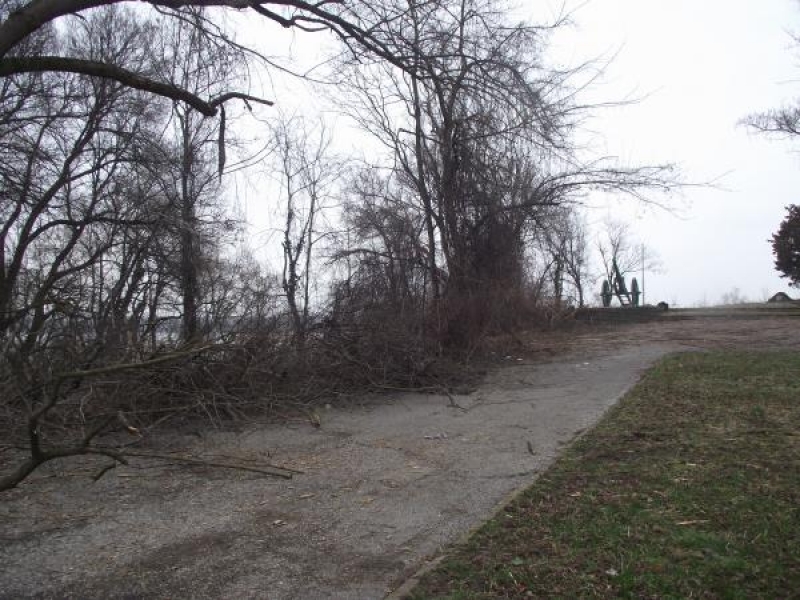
407,351,800,599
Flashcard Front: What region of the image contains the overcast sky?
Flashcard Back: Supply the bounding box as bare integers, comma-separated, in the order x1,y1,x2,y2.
544,0,800,305
235,1,800,307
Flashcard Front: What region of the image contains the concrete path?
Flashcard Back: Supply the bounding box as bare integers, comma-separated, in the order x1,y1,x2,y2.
0,340,678,600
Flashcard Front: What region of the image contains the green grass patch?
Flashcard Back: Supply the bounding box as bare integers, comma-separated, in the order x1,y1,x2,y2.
407,351,800,599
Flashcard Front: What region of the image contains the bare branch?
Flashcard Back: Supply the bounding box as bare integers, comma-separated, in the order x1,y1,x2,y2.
56,345,217,380
743,106,800,137
0,56,274,116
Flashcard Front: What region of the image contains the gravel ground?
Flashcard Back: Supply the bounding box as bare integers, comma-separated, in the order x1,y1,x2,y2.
1,312,798,600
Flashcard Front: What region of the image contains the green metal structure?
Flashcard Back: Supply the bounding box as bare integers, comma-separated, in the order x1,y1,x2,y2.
601,259,641,307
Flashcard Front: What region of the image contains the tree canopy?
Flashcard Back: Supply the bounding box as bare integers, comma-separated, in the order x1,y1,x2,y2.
772,204,800,286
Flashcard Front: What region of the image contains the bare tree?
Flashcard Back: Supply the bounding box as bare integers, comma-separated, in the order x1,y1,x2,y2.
336,0,674,338
339,0,566,294
595,217,661,305
0,8,177,490
200,246,280,339
744,30,800,138
719,287,748,306
535,206,590,307
148,11,245,342
334,167,431,315
597,218,638,286
270,114,338,344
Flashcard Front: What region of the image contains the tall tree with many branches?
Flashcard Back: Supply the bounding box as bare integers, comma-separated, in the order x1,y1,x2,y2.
0,7,179,490
337,0,674,340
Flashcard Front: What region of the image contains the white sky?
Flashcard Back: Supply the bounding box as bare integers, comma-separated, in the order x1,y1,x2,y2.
232,0,800,307
545,0,800,305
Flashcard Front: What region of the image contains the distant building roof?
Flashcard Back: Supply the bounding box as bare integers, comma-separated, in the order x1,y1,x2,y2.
768,292,793,303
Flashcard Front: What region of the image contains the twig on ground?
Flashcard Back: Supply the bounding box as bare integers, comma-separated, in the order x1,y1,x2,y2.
373,382,466,411
92,461,119,482
105,449,302,479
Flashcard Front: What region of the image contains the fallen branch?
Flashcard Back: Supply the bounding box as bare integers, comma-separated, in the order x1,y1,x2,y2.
106,449,301,479
92,461,120,482
1,443,300,492
56,345,217,380
372,383,466,411
0,446,127,492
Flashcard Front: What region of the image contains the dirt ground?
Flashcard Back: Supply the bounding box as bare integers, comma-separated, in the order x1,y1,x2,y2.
1,310,799,600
